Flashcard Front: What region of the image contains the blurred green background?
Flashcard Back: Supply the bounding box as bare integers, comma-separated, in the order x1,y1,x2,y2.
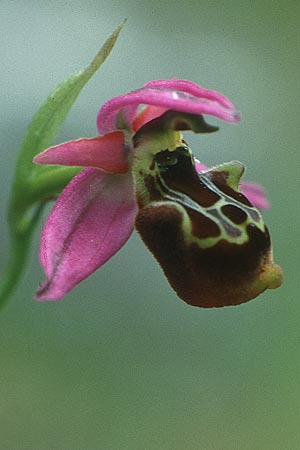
1,1,299,449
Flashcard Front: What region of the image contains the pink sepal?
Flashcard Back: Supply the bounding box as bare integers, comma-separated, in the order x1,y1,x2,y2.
36,168,137,300
240,182,270,209
33,131,128,174
97,78,240,134
143,79,236,109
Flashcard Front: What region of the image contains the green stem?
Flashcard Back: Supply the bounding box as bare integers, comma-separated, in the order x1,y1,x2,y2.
30,166,81,203
0,204,44,309
0,236,30,308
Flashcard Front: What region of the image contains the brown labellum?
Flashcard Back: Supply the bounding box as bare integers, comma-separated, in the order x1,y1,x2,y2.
134,143,282,308
133,112,282,307
136,203,281,307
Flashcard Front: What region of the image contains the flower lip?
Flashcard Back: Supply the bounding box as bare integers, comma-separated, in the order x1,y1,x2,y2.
97,78,241,134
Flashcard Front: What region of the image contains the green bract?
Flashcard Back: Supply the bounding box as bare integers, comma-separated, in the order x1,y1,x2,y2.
0,21,126,308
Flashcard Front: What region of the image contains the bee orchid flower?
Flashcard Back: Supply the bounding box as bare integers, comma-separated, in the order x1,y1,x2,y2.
33,79,282,307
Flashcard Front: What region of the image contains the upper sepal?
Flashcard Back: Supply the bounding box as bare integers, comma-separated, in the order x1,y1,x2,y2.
97,78,240,134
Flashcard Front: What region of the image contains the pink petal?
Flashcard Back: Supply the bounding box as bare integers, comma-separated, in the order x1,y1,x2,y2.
97,79,241,134
195,160,270,210
36,168,137,301
194,160,209,173
240,182,270,209
132,105,168,131
33,131,128,174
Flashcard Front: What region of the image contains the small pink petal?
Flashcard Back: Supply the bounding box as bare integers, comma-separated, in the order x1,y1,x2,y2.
132,105,168,131
195,160,270,210
240,182,270,209
194,160,209,173
36,168,137,301
97,79,241,134
33,131,128,174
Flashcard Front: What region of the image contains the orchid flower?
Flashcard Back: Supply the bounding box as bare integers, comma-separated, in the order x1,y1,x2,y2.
33,79,282,307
